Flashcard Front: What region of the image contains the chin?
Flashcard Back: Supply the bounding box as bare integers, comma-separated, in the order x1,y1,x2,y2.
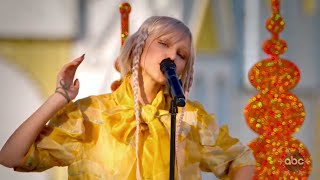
157,79,167,85
155,75,167,85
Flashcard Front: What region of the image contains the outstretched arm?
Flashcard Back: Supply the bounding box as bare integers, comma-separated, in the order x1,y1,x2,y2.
0,55,84,168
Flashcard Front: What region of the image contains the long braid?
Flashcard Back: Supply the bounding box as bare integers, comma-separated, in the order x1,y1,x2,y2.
132,29,148,180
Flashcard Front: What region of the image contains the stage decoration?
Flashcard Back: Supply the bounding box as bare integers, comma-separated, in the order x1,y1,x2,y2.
111,2,131,91
119,2,131,46
244,0,312,179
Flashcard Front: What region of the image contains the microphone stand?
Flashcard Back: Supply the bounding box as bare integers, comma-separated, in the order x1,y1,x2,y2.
169,98,178,180
160,59,185,180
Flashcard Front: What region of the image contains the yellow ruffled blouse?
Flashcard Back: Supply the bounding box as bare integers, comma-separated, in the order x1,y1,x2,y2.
15,76,256,179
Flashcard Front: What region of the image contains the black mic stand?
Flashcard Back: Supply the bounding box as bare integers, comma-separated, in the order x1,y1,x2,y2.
169,95,185,180
169,98,178,180
160,59,185,180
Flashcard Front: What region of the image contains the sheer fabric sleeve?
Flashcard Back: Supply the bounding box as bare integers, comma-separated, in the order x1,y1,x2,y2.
191,102,256,179
15,101,85,172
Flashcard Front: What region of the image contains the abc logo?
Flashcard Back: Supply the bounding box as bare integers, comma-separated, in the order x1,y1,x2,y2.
284,152,304,172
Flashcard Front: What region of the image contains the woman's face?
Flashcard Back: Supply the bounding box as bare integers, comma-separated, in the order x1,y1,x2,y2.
139,32,191,85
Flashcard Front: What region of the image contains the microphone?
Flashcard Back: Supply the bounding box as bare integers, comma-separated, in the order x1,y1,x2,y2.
160,58,186,107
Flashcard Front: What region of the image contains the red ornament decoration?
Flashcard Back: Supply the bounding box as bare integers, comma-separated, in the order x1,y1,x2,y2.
244,0,312,179
119,2,131,46
111,2,131,92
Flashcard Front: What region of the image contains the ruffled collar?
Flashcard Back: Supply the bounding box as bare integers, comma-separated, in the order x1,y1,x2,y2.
104,75,172,144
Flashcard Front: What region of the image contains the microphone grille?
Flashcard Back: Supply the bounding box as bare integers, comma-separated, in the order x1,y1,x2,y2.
160,58,176,72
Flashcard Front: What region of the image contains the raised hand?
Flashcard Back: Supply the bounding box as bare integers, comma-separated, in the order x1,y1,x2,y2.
0,54,86,168
55,54,85,102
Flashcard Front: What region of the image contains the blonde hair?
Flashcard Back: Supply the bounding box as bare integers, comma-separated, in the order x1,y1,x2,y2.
118,16,195,180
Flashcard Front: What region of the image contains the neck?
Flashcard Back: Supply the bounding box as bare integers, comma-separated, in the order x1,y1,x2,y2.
130,73,162,105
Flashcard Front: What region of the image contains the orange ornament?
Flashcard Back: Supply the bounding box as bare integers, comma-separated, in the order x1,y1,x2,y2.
245,0,312,179
262,38,287,55
248,58,300,93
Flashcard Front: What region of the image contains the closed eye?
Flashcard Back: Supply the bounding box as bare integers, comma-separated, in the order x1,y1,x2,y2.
158,40,169,47
178,53,185,59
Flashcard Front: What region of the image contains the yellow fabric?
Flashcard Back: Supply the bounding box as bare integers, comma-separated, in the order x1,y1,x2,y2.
15,76,256,179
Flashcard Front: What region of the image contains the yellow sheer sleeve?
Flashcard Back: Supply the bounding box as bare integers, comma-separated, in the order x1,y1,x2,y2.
189,101,256,179
15,101,85,172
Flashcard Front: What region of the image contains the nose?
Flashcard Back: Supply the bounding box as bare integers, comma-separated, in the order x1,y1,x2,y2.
165,49,177,62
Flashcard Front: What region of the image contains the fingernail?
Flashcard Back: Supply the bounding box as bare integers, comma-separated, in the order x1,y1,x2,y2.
74,78,78,85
